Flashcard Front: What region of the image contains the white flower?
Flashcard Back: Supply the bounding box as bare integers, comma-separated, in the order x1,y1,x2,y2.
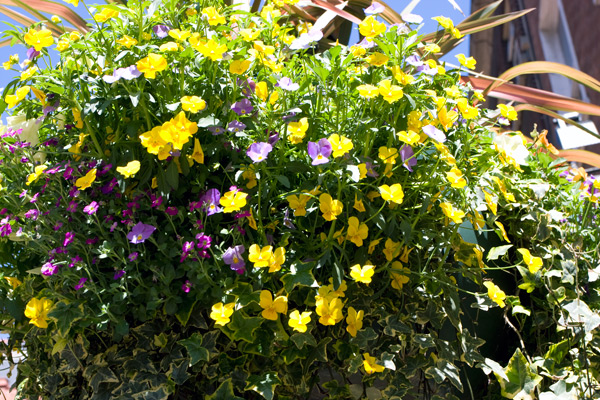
493,133,529,165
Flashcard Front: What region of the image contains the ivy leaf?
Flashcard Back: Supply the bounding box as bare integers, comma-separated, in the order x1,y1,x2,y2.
205,379,244,400
290,332,317,350
178,332,210,366
48,300,84,336
281,261,317,292
89,366,119,393
486,245,513,261
459,330,485,367
175,298,197,327
495,349,542,399
167,358,190,385
245,372,281,400
382,314,411,336
228,311,263,343
351,327,377,349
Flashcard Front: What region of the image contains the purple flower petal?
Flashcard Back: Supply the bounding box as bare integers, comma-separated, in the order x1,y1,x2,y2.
307,138,332,165
276,77,299,91
153,25,170,38
365,2,384,14
247,142,273,163
400,145,417,172
126,222,156,244
422,125,446,143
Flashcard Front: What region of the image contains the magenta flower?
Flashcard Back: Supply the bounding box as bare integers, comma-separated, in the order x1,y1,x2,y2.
83,201,99,215
201,189,222,216
231,99,254,116
66,201,78,213
69,255,82,268
182,280,192,293
223,245,246,274
63,231,74,247
74,277,87,291
247,142,273,163
277,77,299,91
128,252,139,262
24,209,39,220
307,139,332,165
196,233,212,249
182,241,194,253
113,270,125,280
41,262,59,276
165,206,178,216
127,222,156,244
422,125,446,143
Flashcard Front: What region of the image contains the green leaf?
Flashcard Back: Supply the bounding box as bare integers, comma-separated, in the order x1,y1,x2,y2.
89,366,119,393
178,332,210,366
175,298,197,326
205,379,244,400
459,331,485,367
275,175,290,188
167,358,190,385
414,334,435,349
290,332,317,350
228,311,263,343
495,349,542,399
48,300,84,336
486,245,513,261
382,314,411,336
425,360,463,392
165,161,179,191
281,261,317,292
245,372,281,400
351,327,377,349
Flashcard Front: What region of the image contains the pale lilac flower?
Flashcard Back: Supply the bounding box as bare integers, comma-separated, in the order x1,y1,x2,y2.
227,120,246,133
27,47,40,60
83,201,99,215
268,132,280,145
41,261,59,276
103,66,142,83
365,2,384,14
422,125,446,143
401,13,423,24
247,142,273,163
153,24,170,38
127,222,156,244
400,145,417,172
208,125,225,135
357,37,377,48
64,231,74,247
365,161,379,178
307,139,332,165
74,277,87,290
223,245,245,274
201,189,222,215
277,77,299,91
290,30,323,50
406,55,423,67
231,99,254,116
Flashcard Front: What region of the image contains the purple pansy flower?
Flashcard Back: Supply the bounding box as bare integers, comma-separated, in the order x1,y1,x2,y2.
74,277,87,291
400,145,417,172
247,142,273,163
27,47,40,60
153,24,170,38
307,139,332,165
83,201,99,215
41,261,59,276
422,125,446,143
127,222,156,244
277,77,299,91
102,65,142,83
223,245,246,274
208,125,224,135
231,99,254,116
201,189,222,215
227,120,246,133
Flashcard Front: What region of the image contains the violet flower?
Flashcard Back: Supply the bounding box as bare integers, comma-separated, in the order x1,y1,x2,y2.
227,120,246,133
128,252,139,262
41,262,59,276
208,125,224,135
64,231,75,247
102,65,142,83
365,2,384,14
223,245,246,274
277,77,299,91
74,277,87,291
247,142,273,163
422,125,446,143
289,30,323,50
113,270,125,280
231,99,254,116
27,47,40,60
153,24,170,38
127,222,156,244
201,189,222,215
400,145,417,172
307,138,332,165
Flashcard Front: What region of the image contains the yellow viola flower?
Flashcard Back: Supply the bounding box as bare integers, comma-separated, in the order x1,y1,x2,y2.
346,306,364,337
378,146,399,165
163,111,198,149
259,290,288,320
389,66,415,85
268,247,286,272
248,244,273,268
116,160,141,178
239,29,260,41
229,59,251,75
492,176,516,202
136,53,167,79
347,217,368,247
202,6,226,25
437,106,458,130
191,139,204,164
353,195,366,212
186,8,197,16
357,84,379,99
446,166,467,189
255,81,269,101
159,42,179,52
5,276,21,289
315,297,343,326
26,165,47,186
328,134,353,157
439,202,465,224
390,261,410,290
378,184,404,204
181,96,206,113
396,130,420,146
359,16,386,38
424,43,441,53
383,238,400,260
24,28,54,51
432,16,454,30
3,54,19,70
456,98,478,120
456,53,476,69
483,281,506,307
350,264,375,285
75,168,97,190
363,353,385,374
5,85,30,108
260,4,281,19
69,32,82,42
94,8,119,23
517,248,543,274
210,302,235,326
24,297,53,328
220,190,248,213
470,210,486,230
116,35,138,48
368,238,381,255
494,221,510,243
288,117,309,144
497,104,518,121
139,126,167,155
287,194,310,216
366,52,389,67
288,310,312,333
168,29,191,41
378,79,403,103
20,66,38,81
56,38,70,52
484,191,497,215
319,193,343,221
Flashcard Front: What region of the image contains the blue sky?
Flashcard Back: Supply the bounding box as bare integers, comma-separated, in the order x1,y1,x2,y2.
0,0,470,120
